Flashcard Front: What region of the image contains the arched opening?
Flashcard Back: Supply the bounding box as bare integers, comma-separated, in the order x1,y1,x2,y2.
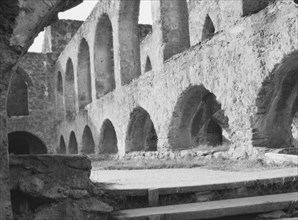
81,126,95,154
7,72,29,117
58,136,66,154
126,107,158,152
65,59,76,121
57,71,63,94
94,14,115,98
8,131,47,155
99,119,118,154
144,56,152,73
159,0,190,61
168,86,228,149
77,38,92,109
118,0,141,85
201,14,215,41
252,51,298,148
68,131,78,154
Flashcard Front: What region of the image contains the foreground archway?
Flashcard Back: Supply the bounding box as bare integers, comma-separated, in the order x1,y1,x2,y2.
99,119,118,154
8,131,47,155
58,136,66,154
168,85,228,149
126,107,158,152
68,131,78,154
252,51,298,148
81,126,95,154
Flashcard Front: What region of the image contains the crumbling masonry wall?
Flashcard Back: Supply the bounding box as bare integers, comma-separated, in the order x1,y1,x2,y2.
51,0,297,156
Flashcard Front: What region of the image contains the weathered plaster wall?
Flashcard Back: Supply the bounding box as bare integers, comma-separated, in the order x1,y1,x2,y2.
54,0,297,156
7,53,57,153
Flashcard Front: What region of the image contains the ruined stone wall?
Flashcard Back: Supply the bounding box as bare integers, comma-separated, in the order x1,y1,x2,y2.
187,0,273,46
7,53,57,153
42,19,83,58
53,0,297,156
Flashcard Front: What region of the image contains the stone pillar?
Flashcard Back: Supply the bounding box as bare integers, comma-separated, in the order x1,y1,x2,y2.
0,44,16,220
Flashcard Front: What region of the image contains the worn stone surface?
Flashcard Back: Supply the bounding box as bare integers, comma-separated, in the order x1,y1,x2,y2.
9,155,112,220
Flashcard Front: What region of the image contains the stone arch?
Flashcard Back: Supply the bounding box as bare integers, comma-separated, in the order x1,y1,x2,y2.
201,14,215,41
94,13,115,98
65,58,76,121
126,107,158,152
144,56,152,73
159,0,190,61
81,125,95,154
77,38,92,109
58,136,66,154
8,131,47,155
98,119,118,154
7,72,29,117
118,0,141,85
168,85,228,149
252,51,298,148
68,131,78,154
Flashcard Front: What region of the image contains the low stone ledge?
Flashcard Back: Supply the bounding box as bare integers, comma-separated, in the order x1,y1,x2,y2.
9,155,112,220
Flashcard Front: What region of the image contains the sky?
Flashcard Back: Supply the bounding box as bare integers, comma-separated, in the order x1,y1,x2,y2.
29,0,153,52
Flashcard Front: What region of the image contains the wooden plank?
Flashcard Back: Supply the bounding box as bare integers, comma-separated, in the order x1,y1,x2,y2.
103,175,298,197
148,188,159,207
112,192,298,220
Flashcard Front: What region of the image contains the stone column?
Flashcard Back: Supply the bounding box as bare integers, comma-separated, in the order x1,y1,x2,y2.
0,44,15,220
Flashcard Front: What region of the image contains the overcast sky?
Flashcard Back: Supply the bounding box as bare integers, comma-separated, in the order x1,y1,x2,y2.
29,0,152,52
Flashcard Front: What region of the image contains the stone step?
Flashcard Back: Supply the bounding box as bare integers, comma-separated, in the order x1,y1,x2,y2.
112,192,298,220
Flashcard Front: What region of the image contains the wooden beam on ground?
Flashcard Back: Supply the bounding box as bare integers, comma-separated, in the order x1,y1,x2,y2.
112,192,298,220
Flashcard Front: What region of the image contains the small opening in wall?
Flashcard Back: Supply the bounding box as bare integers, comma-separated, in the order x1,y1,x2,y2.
144,56,152,73
58,136,66,154
81,126,95,154
201,14,215,41
126,107,158,152
8,132,47,155
68,131,78,154
99,119,118,154
7,72,29,117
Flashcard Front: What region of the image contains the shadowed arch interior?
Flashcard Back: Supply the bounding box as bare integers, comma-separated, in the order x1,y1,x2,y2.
94,14,115,98
77,38,92,109
144,56,152,73
65,58,76,121
58,136,66,154
252,51,298,148
7,72,29,117
8,131,47,155
81,125,95,154
201,14,215,41
126,107,158,152
68,131,78,154
57,71,63,94
99,119,118,154
168,85,228,149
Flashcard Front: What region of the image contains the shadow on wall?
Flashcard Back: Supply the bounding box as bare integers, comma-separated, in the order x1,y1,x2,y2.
81,125,95,154
99,119,118,154
168,85,229,150
7,71,29,117
8,132,47,155
68,131,78,154
126,107,158,152
252,51,298,148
